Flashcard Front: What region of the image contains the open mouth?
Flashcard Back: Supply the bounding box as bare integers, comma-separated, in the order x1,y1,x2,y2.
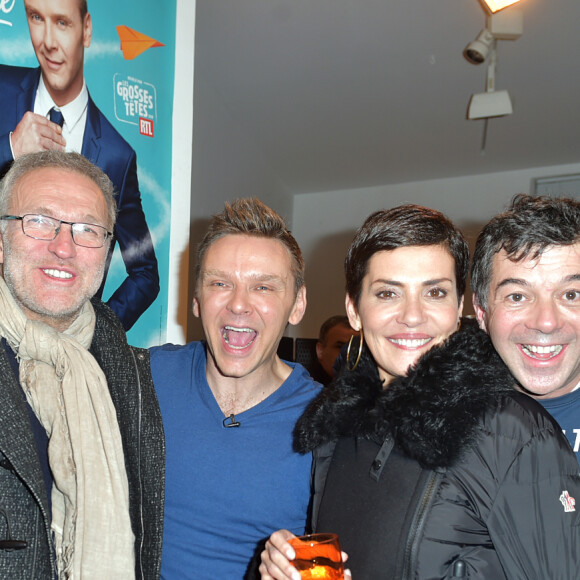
222,326,258,350
521,344,563,360
388,337,431,348
42,268,73,280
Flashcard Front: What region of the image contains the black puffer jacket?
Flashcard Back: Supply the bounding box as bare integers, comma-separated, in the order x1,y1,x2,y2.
295,324,580,579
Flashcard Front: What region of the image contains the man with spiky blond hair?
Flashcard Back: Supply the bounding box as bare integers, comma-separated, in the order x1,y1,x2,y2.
150,198,321,579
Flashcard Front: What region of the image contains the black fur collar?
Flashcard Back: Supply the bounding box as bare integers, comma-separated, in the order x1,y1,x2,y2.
294,323,515,469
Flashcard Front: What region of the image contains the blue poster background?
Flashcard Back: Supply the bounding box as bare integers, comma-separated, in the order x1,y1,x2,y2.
0,0,176,347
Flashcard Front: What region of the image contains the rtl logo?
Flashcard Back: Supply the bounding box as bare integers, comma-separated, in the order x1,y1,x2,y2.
140,118,154,138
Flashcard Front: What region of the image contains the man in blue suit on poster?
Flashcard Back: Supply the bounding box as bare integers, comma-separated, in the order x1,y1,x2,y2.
0,0,159,330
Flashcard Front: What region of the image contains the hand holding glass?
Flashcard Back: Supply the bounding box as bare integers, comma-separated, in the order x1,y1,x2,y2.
288,533,344,579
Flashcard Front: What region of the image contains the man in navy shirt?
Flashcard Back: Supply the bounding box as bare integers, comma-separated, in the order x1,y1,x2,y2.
472,194,580,463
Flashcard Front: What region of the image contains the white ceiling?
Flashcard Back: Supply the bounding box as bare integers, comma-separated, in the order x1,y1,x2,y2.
194,0,580,195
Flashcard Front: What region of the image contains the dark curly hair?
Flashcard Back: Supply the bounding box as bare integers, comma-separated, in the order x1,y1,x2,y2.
471,194,580,310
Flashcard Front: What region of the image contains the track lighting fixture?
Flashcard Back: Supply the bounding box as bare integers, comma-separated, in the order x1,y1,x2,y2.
464,10,523,66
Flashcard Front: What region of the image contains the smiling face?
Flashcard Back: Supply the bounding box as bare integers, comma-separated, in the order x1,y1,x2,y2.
346,245,463,385
0,167,109,332
193,234,306,386
475,244,580,399
25,0,91,106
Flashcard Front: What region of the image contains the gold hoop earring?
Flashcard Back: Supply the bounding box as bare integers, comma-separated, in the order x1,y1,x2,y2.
346,329,363,371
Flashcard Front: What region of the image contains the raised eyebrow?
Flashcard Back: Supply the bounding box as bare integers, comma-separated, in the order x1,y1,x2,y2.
373,279,402,287
422,277,454,287
203,272,286,285
49,11,72,22
200,271,284,284
32,211,104,226
201,269,228,280
251,274,285,284
371,278,453,287
495,277,529,291
496,275,580,290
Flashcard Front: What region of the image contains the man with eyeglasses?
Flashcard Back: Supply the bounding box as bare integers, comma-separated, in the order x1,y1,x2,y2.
0,214,113,250
0,150,164,579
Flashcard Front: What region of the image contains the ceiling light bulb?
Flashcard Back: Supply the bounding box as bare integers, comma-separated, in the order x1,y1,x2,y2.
481,0,521,13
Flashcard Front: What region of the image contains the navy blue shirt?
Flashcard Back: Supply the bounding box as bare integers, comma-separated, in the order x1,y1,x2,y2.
150,341,321,579
540,387,580,466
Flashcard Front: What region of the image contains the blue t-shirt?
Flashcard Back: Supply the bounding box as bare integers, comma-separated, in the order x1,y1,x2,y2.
150,341,322,579
539,387,580,465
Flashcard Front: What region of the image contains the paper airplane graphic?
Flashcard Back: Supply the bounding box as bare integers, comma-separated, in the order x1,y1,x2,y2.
116,25,164,60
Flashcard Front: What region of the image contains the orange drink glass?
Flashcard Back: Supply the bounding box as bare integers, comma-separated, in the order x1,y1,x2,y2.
288,533,344,580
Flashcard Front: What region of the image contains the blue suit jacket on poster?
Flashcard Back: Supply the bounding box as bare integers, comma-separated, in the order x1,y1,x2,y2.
0,64,160,330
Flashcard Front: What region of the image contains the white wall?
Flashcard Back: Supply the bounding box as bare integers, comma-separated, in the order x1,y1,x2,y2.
292,162,580,338
187,73,292,340
167,0,196,344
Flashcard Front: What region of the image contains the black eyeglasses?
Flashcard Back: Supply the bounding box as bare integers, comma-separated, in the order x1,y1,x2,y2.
0,214,113,248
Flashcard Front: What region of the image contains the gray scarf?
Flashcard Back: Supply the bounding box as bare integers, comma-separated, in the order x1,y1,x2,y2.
0,278,135,579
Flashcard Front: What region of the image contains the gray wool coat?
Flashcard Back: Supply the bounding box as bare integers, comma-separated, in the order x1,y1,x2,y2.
0,300,165,579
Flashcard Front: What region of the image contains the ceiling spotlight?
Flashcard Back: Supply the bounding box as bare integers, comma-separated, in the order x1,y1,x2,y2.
480,0,521,14
463,10,523,65
464,28,494,64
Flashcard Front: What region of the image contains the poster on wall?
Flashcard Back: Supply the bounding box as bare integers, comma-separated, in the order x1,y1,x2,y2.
0,0,176,347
